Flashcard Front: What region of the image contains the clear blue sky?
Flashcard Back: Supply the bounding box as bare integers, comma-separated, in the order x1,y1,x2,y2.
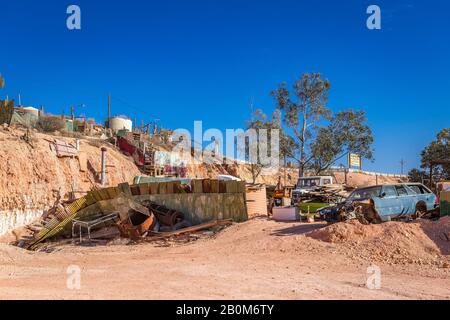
1,0,449,174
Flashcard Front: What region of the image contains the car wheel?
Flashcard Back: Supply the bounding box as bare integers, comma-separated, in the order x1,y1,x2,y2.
414,203,427,220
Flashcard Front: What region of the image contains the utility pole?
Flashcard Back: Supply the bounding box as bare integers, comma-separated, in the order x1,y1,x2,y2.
107,94,111,128
400,159,406,175
101,147,107,186
71,105,75,123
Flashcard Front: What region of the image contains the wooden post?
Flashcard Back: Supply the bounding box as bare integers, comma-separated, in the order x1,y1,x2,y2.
344,167,348,185
101,147,107,186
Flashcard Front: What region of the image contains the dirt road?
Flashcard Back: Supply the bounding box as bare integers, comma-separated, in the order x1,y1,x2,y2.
0,219,449,300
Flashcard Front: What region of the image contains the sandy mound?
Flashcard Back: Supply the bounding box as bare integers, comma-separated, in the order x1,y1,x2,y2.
307,217,450,266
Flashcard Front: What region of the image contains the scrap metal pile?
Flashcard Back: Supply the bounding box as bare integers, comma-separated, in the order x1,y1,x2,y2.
15,179,246,250
18,196,232,250
300,184,353,204
337,200,383,225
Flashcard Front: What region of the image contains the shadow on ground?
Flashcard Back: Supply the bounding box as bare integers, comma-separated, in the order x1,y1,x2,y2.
271,222,327,237
420,220,450,256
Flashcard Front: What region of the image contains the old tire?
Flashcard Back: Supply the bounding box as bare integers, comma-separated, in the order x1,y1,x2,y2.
414,203,427,220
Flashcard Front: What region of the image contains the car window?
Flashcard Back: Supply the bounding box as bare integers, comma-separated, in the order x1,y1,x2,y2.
382,185,398,197
395,185,408,196
419,185,431,194
300,179,320,187
408,185,422,194
322,179,331,185
348,187,381,201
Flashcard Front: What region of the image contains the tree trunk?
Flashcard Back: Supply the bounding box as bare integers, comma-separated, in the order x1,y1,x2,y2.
299,162,304,178
299,113,307,178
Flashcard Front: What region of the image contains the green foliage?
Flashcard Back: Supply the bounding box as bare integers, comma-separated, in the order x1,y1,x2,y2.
245,109,285,184
310,110,374,174
408,168,426,183
243,72,377,180
420,128,450,180
271,73,332,176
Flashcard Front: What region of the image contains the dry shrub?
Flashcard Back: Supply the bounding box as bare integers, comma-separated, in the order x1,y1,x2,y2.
36,116,65,133
87,139,105,148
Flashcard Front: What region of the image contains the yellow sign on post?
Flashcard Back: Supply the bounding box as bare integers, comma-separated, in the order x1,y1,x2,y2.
348,153,362,170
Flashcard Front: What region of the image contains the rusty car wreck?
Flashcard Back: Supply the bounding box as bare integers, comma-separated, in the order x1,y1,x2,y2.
318,183,438,224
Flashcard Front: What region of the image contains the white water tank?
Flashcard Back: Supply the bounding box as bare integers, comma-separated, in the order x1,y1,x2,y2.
22,106,40,117
109,116,133,132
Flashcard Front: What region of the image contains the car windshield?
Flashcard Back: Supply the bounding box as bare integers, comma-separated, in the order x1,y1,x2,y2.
347,187,382,202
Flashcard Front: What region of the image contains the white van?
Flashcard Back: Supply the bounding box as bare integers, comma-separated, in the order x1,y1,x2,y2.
292,176,334,204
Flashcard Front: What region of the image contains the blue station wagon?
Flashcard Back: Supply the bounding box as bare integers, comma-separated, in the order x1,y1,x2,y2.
318,183,438,223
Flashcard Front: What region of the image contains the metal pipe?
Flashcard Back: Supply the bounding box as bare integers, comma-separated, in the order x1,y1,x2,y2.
101,147,107,186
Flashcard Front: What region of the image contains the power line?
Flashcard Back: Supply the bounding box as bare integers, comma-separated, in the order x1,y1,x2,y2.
110,95,160,120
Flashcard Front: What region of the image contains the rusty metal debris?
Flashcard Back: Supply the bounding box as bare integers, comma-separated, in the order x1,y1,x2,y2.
116,201,156,240
141,201,185,229
72,212,119,243
338,200,382,225
15,177,244,250
20,195,232,249
301,185,352,204
146,219,233,241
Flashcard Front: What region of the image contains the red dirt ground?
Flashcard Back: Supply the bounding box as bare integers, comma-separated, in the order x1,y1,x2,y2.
0,218,449,300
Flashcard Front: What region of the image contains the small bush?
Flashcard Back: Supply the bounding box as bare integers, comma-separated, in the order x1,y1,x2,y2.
87,139,105,148
36,116,66,133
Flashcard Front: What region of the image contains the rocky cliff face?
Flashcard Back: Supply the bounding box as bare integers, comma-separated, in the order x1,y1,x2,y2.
0,128,141,235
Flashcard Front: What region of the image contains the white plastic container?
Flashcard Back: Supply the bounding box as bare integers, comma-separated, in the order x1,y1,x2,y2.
272,206,300,221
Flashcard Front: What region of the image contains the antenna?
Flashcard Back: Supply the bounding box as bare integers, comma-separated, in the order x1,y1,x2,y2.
400,159,406,175
249,97,255,121
107,93,111,128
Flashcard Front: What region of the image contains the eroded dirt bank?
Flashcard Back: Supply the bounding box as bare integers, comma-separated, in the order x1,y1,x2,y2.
0,218,448,300
0,128,141,235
